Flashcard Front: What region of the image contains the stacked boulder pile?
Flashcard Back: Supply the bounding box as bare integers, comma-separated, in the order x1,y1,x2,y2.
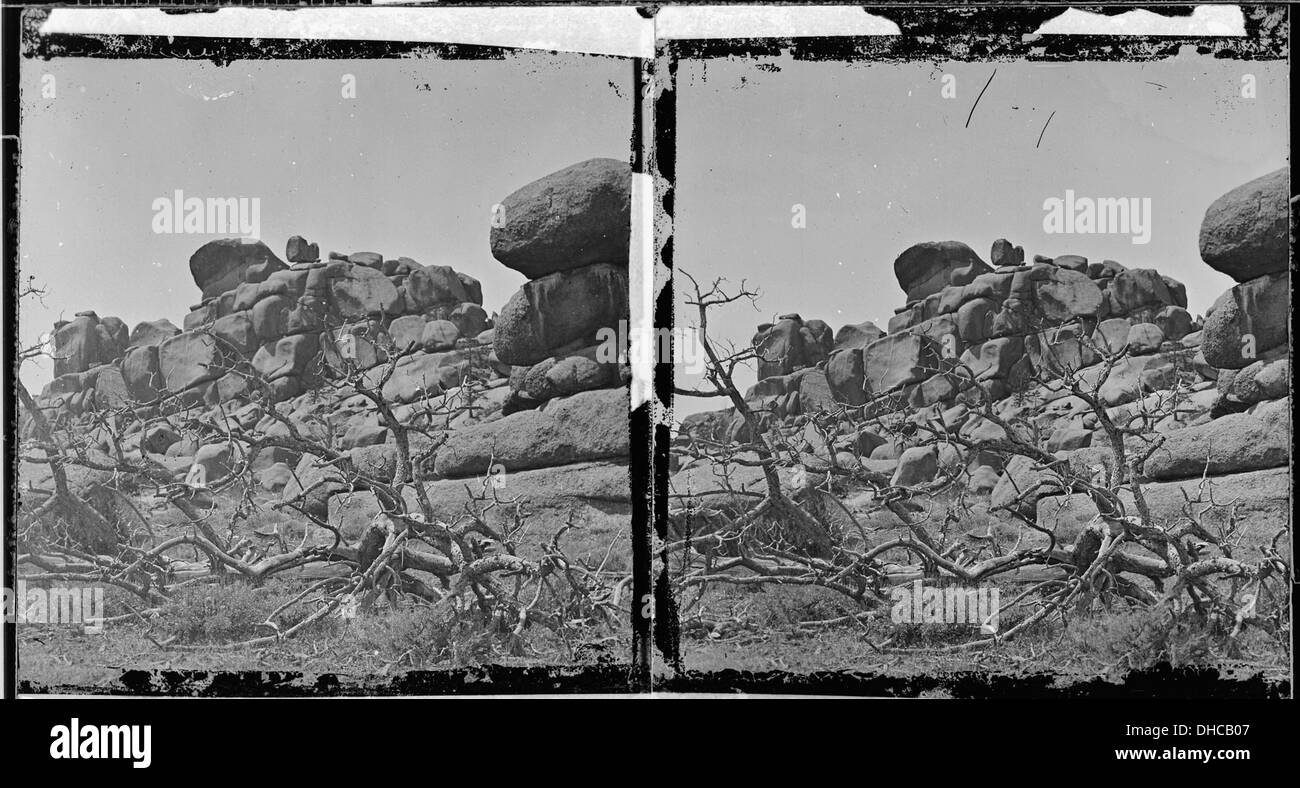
38,237,492,417
827,239,1195,414
32,237,501,492
24,157,634,560
433,157,632,479
1197,167,1290,410
173,236,489,408
676,167,1290,545
39,311,164,415
332,157,633,551
1037,167,1291,537
679,240,1195,450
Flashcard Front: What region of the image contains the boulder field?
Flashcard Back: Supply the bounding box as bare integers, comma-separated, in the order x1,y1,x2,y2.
675,168,1291,545
24,158,634,555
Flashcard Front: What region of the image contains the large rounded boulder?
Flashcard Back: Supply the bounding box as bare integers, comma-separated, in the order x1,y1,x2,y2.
1198,167,1289,283
189,238,287,300
893,241,992,303
492,262,628,367
1201,272,1290,369
489,158,631,280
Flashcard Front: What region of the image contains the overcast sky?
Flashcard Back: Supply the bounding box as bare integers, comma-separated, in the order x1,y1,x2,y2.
673,50,1288,418
19,52,632,388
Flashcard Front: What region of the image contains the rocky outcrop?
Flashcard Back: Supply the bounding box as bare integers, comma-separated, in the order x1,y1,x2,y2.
1198,167,1289,282
365,348,482,404
509,345,624,403
1195,167,1292,412
1215,348,1288,408
433,386,628,477
893,241,992,303
30,214,523,504
133,240,492,407
484,160,631,410
1036,467,1290,545
675,172,1289,553
1200,272,1288,369
158,331,231,394
51,312,128,377
493,263,628,368
811,249,1192,414
128,318,181,349
1142,398,1289,481
189,238,288,300
285,235,320,264
489,157,631,279
752,314,832,380
832,320,885,351
26,170,645,555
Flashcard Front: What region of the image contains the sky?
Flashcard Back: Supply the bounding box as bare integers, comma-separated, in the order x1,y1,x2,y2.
673,50,1288,418
18,52,633,389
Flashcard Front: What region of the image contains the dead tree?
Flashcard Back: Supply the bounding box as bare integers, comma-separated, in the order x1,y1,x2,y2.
668,274,1290,652
16,287,625,660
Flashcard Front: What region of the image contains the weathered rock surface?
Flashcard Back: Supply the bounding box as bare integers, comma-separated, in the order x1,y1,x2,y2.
753,315,832,380
511,345,624,403
434,386,628,477
128,319,181,349
1200,272,1289,370
285,235,320,264
833,320,885,351
51,313,132,377
893,241,992,302
1198,167,1289,282
668,169,1292,575
490,157,631,279
22,158,637,559
493,262,628,368
990,454,1063,517
1036,467,1290,545
1143,398,1289,481
158,331,230,393
189,238,287,300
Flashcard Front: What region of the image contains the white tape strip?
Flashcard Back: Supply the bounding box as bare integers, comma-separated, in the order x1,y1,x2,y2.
41,7,655,58
629,171,655,412
657,5,901,40
38,5,1250,59
657,3,1246,40
1034,5,1245,36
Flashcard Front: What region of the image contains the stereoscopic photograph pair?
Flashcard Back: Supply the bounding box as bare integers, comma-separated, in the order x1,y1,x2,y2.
7,4,1290,699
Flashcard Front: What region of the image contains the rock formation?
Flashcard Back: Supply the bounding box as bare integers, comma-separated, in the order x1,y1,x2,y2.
24,158,634,561
1198,166,1289,282
489,157,631,279
676,168,1291,547
489,157,632,412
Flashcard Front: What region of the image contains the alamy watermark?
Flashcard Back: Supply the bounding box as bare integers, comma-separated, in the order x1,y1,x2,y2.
50,718,151,769
595,320,709,374
890,579,1000,634
4,582,105,634
152,190,261,238
1043,189,1151,245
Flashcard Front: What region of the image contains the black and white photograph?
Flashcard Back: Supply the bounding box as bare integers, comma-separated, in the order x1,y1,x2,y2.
11,9,640,691
0,1,1295,768
662,14,1290,694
